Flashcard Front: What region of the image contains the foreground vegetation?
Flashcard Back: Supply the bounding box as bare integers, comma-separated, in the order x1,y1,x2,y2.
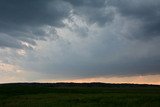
0,83,160,107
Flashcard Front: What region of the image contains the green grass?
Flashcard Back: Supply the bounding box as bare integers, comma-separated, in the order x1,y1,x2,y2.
0,84,160,107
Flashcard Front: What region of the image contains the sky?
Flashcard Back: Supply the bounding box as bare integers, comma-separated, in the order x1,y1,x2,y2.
0,0,160,84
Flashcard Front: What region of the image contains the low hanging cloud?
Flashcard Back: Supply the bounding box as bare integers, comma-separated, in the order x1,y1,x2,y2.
0,0,71,48
65,0,115,26
0,0,160,48
110,0,160,40
0,0,160,81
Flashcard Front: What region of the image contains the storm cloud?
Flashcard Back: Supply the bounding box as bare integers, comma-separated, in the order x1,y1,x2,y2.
0,0,71,48
0,0,160,81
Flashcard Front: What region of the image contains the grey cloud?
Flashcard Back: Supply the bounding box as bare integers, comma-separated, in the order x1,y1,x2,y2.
65,0,106,7
0,0,160,81
0,0,71,48
0,33,22,48
110,0,160,40
0,0,115,49
1,0,160,49
66,0,115,26
0,0,70,26
66,0,160,39
19,21,160,79
74,6,115,26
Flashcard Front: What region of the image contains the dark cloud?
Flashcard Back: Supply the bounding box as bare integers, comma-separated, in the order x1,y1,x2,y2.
110,0,160,40
66,0,115,26
0,33,22,48
65,0,106,7
65,0,160,39
67,0,160,39
0,0,71,48
0,0,160,80
1,0,160,49
0,0,71,26
19,22,160,79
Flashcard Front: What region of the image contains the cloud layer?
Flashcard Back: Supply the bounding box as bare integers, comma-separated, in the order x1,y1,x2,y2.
0,0,71,48
0,0,160,81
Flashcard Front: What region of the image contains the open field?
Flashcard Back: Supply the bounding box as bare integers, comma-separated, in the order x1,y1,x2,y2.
0,83,160,107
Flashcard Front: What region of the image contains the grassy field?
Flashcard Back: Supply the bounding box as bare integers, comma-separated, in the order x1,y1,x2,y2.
0,83,160,107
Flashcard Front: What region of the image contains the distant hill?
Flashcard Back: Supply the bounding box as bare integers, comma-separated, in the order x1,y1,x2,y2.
0,82,160,88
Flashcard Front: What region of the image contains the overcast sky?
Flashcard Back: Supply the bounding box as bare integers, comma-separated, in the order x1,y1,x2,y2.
0,0,160,84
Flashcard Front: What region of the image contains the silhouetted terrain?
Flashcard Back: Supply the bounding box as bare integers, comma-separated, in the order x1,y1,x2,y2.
1,82,160,87
0,83,160,107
